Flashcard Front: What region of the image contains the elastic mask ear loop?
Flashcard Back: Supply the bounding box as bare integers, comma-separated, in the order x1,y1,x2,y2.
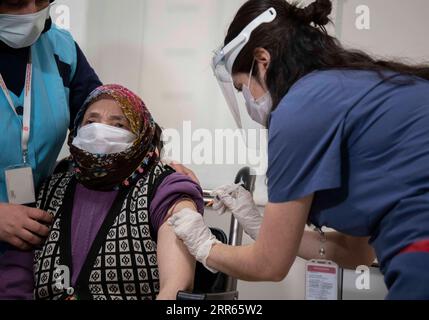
247,58,256,92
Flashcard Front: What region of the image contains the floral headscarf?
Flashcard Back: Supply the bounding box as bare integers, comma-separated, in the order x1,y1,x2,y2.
68,84,160,191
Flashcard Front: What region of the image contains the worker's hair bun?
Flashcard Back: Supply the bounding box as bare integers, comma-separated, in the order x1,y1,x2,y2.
294,0,332,26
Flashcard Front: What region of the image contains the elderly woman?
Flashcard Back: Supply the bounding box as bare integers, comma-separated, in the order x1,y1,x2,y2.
32,84,204,300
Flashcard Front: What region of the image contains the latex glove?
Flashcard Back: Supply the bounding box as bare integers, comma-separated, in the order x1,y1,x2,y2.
168,208,221,273
211,184,262,241
210,184,241,215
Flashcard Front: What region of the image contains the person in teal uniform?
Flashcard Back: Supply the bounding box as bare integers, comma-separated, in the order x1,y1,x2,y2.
0,0,101,299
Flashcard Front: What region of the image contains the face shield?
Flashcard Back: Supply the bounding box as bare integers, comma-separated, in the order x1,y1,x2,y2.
212,8,277,130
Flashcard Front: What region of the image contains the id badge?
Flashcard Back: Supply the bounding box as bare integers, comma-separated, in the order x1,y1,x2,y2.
5,164,36,205
305,259,339,300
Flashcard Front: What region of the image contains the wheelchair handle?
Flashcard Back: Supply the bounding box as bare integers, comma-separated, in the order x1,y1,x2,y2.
226,167,256,292
234,167,256,194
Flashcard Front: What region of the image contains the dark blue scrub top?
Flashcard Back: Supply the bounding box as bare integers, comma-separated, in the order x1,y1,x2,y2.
267,70,429,271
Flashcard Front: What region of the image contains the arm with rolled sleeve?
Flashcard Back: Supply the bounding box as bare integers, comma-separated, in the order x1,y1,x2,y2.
149,173,204,300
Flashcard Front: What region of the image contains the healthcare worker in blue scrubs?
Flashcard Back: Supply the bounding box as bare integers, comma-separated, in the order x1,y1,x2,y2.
169,0,429,299
0,0,101,298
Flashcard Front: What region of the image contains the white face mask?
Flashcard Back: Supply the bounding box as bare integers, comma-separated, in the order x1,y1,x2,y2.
72,123,137,155
242,86,273,126
242,60,273,126
0,6,50,49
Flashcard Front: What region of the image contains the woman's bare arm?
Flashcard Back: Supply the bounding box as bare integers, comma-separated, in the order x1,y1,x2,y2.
206,195,314,282
298,230,376,269
156,200,199,300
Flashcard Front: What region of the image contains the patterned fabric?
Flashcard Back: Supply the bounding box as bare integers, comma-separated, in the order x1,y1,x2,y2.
68,84,160,191
34,163,175,300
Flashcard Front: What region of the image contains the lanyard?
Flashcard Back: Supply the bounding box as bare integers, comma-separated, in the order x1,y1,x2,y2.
0,52,33,164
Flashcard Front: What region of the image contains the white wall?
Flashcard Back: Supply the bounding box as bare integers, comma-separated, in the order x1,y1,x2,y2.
339,0,429,61
83,0,251,190
59,0,429,186
58,0,428,299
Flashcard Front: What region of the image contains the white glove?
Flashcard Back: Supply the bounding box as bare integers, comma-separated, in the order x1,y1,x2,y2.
211,184,262,241
168,208,221,273
210,184,241,215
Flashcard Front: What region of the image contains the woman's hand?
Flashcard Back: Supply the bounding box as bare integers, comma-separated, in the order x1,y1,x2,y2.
211,184,262,241
0,203,52,250
168,208,220,273
170,197,313,281
164,160,200,185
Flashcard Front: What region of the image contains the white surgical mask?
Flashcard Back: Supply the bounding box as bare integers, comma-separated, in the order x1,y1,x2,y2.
242,60,273,126
0,6,50,49
72,123,137,155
